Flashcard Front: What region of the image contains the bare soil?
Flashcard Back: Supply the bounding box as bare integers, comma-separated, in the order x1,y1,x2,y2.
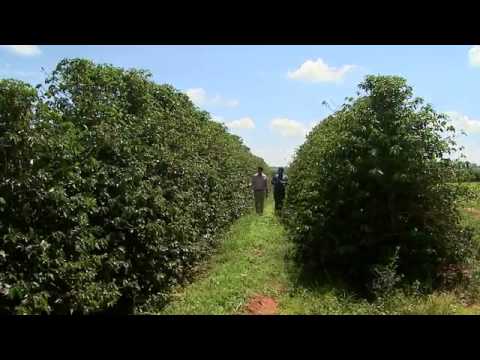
245,295,278,315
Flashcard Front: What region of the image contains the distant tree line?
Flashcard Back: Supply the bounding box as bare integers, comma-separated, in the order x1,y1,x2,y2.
454,161,480,182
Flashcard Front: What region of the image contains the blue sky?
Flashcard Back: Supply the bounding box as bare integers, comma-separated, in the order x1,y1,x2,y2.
1,45,479,166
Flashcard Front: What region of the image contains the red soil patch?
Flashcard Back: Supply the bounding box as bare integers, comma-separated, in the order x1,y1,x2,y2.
245,295,278,315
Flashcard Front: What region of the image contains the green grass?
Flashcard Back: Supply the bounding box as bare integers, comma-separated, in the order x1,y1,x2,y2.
158,199,292,314
154,188,480,315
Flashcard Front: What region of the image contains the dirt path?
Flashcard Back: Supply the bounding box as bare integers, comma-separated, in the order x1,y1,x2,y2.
464,207,480,219
245,295,278,315
158,200,291,315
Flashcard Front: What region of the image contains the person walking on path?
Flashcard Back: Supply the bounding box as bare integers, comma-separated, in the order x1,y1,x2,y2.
251,166,268,215
271,167,288,214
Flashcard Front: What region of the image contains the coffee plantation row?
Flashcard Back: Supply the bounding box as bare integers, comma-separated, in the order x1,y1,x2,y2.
0,59,269,314
2,60,478,314
283,75,478,297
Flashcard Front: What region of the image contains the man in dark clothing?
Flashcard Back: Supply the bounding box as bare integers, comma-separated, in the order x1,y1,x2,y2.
271,167,288,213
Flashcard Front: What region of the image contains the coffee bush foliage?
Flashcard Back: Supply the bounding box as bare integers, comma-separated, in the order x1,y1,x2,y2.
0,59,268,314
283,75,476,295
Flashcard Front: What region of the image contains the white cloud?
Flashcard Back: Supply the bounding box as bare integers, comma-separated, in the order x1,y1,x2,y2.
463,146,480,165
0,45,41,56
226,117,255,129
259,117,325,165
212,115,254,130
270,118,308,137
446,111,480,134
211,115,224,123
468,46,480,67
185,88,207,106
444,111,480,164
287,58,355,83
252,145,296,167
449,135,480,165
185,87,239,108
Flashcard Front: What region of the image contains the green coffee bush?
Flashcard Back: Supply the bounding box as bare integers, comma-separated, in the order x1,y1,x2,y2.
283,75,476,295
0,59,268,314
